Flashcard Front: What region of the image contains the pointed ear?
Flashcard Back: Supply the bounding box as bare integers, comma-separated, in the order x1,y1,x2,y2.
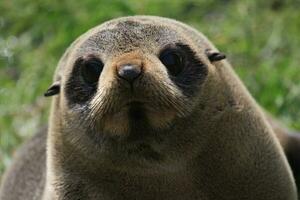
44,81,60,97
205,49,226,62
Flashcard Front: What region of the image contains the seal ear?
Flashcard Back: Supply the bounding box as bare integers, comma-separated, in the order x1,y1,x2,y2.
205,49,226,62
44,81,60,97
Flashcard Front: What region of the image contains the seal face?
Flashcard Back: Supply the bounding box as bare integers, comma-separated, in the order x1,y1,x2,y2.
52,18,219,171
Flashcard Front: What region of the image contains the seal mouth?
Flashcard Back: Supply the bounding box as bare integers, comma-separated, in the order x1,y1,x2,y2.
125,100,145,107
127,101,146,120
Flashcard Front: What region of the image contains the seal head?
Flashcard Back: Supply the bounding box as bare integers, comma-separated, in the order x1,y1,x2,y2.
45,17,226,172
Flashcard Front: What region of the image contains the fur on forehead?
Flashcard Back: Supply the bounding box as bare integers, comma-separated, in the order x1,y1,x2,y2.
52,16,220,85
74,20,186,60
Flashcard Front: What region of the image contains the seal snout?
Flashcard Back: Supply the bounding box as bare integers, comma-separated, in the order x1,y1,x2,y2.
117,63,142,83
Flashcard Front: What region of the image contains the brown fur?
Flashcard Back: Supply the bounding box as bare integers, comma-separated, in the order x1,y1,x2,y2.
0,16,298,200
266,114,300,190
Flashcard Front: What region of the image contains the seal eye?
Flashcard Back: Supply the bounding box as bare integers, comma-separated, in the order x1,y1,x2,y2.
80,58,104,85
159,49,184,76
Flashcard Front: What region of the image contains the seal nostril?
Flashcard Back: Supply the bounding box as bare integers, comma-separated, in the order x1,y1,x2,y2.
117,64,142,82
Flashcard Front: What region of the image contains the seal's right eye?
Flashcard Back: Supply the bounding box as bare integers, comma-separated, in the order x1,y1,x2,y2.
80,57,104,85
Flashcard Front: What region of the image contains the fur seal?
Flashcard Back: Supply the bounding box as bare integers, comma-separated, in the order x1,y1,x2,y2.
0,16,298,200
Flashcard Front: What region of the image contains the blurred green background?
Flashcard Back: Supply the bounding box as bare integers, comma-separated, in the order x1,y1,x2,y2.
0,0,300,178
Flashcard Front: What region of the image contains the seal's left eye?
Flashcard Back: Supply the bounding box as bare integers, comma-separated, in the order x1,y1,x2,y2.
80,58,104,85
159,49,184,76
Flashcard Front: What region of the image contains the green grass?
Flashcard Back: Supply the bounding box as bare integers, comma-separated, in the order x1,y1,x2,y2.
0,0,300,178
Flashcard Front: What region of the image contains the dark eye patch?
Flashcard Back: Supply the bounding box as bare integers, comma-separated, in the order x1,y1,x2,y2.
65,55,103,106
159,43,208,97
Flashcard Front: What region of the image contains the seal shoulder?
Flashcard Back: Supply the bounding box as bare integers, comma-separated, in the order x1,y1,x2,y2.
0,127,47,200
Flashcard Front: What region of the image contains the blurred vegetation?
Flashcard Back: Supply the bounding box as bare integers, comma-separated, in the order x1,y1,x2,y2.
0,0,299,178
